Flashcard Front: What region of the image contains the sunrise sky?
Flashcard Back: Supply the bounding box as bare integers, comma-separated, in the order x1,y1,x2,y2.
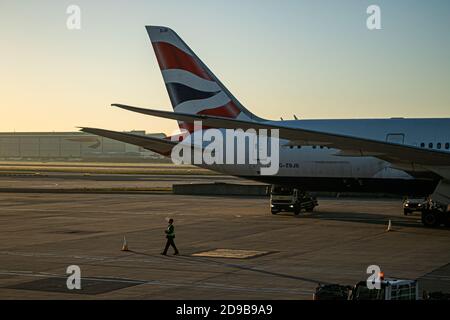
1,0,449,134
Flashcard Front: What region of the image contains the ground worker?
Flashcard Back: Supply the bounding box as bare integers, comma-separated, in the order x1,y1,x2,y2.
161,218,179,255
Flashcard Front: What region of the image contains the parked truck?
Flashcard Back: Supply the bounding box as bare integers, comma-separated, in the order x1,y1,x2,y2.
270,185,318,215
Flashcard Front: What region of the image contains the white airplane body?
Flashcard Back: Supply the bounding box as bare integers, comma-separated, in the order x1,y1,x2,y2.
81,26,450,226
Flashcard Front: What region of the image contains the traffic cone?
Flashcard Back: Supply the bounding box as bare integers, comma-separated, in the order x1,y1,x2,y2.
386,220,392,232
121,236,129,251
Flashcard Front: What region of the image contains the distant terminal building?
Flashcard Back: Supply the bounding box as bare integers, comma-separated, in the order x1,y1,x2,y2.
0,131,167,162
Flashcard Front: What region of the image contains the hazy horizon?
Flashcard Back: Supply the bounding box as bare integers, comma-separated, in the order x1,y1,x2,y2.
1,0,449,134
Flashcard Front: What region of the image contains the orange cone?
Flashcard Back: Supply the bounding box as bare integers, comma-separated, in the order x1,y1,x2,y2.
121,236,129,251
386,220,392,232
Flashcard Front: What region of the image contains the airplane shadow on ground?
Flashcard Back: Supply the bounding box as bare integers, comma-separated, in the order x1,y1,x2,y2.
171,254,328,286
283,211,427,229
130,251,327,285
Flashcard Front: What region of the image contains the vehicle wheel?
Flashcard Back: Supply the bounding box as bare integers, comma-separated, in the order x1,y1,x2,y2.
306,206,314,212
294,208,300,215
404,209,411,216
421,210,440,228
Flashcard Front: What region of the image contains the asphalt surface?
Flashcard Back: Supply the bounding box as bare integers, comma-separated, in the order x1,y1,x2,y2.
0,172,252,189
1,192,450,299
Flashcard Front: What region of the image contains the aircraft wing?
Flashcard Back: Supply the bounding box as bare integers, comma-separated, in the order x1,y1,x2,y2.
79,127,176,157
112,104,450,172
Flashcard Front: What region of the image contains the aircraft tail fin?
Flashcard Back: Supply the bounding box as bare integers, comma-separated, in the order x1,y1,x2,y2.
146,26,264,132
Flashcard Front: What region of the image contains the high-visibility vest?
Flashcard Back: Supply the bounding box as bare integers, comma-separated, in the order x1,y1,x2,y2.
166,225,175,238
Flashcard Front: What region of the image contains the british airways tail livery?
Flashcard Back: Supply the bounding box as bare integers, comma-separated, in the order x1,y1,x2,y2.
147,25,263,129
81,26,450,227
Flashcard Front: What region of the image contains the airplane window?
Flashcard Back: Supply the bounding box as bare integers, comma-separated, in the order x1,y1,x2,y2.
429,143,433,149
446,143,449,150
437,143,442,149
420,143,425,148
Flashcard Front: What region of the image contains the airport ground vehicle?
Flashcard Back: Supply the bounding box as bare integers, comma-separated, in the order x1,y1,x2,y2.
349,279,420,300
270,185,317,215
425,291,450,300
403,198,428,215
313,284,351,300
314,278,420,300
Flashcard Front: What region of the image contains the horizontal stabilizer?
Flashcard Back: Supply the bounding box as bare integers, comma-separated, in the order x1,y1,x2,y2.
79,127,176,157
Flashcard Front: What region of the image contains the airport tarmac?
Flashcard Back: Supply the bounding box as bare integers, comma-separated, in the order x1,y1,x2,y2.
1,192,450,299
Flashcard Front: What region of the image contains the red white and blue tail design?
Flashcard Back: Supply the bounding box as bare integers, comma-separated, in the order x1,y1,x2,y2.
146,26,263,132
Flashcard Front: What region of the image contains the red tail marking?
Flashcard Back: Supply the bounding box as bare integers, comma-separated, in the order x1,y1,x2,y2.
197,101,241,118
152,42,212,81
